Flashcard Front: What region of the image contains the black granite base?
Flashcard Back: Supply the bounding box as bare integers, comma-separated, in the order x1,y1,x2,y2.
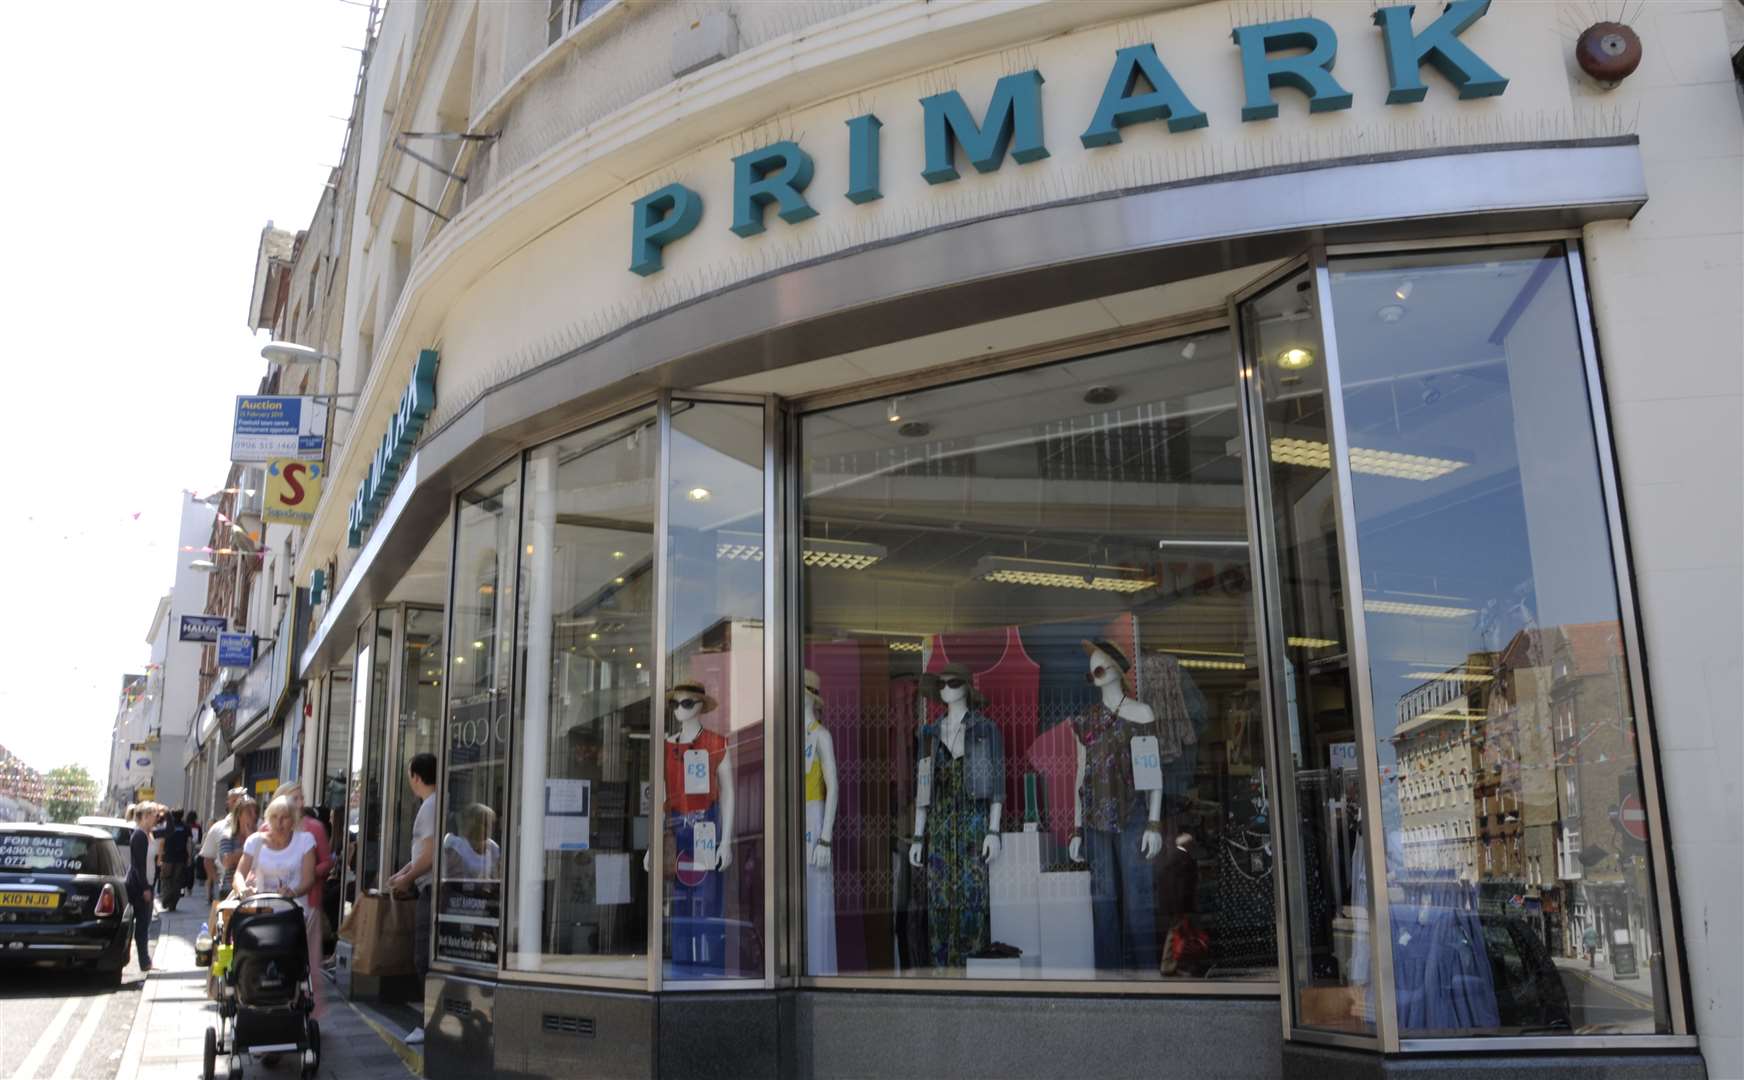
1282,1041,1708,1080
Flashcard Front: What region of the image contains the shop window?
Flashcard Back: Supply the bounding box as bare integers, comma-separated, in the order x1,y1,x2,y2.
799,330,1273,986
661,400,765,982
505,407,657,978
435,462,520,967
391,608,445,879
1332,244,1670,1036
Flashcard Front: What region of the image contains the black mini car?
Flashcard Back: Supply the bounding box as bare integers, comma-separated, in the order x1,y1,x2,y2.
0,823,132,985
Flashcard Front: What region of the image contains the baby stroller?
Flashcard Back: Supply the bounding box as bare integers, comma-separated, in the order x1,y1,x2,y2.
198,894,321,1079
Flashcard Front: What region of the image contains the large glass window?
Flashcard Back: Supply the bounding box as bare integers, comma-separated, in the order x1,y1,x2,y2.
438,462,520,967
507,407,657,977
1330,244,1670,1036
661,400,765,982
799,332,1272,983
1241,268,1375,1034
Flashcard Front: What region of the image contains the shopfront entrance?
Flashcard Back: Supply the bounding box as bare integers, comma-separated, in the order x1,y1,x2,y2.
350,232,1694,1079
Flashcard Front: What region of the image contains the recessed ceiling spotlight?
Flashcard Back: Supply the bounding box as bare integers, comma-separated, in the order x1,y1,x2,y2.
1394,279,1414,302
898,421,932,438
1277,347,1316,370
1179,340,1198,360
1083,385,1120,406
687,487,711,501
1378,304,1406,324
886,398,902,424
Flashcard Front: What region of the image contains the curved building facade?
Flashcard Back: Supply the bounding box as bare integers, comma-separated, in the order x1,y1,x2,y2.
285,2,1742,1077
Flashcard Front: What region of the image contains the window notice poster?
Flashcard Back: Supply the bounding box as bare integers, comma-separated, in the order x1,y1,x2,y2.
543,778,591,851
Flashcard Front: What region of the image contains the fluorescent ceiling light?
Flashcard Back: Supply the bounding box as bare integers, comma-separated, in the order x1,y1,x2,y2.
1270,437,1467,482
1288,636,1339,648
1178,658,1250,671
1365,599,1477,619
975,555,1154,594
712,533,886,570
1404,671,1495,682
888,640,923,653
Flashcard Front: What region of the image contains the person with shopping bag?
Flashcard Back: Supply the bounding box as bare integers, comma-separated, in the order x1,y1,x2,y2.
386,752,438,1045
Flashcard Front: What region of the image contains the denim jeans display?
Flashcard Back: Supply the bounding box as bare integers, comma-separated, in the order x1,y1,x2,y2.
1085,810,1159,972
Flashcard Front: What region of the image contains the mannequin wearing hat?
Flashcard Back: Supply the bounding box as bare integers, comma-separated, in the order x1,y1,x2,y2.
1068,640,1164,972
908,663,1005,968
654,681,734,974
801,669,838,976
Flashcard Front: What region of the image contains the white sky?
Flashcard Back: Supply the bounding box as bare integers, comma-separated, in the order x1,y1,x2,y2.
0,2,370,786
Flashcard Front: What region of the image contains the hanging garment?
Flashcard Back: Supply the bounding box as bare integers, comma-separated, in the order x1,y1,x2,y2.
1138,653,1193,763
1212,829,1276,971
663,727,728,815
924,749,991,968
974,626,1041,819
1071,702,1145,833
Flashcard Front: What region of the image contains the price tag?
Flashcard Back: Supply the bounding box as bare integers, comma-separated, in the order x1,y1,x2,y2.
1131,734,1163,792
693,821,718,871
683,748,711,795
916,757,933,809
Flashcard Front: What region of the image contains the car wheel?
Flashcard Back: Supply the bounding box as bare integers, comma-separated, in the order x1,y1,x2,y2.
202,1028,217,1080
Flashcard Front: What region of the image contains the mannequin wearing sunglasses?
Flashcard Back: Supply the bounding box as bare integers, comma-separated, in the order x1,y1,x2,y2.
908,664,1004,968
1069,641,1164,972
646,689,735,874
652,684,735,974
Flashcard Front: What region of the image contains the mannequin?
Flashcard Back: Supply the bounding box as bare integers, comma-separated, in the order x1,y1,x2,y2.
907,662,1004,968
1068,639,1163,972
655,682,734,974
801,669,838,975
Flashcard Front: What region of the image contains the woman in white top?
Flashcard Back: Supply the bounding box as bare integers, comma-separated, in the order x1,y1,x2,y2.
236,794,328,1019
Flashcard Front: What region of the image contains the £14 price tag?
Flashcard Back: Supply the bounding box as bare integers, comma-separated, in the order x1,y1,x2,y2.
1130,734,1163,792
693,821,718,871
684,748,711,795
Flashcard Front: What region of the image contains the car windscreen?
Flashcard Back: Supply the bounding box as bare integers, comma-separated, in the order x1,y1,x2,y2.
0,833,113,874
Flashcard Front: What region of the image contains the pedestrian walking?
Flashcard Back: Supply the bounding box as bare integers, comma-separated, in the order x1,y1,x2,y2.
157,809,192,911
202,787,246,902
236,794,325,1020
125,802,163,973
218,797,260,899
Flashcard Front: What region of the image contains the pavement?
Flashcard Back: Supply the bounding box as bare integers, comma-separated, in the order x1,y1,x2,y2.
117,900,420,1080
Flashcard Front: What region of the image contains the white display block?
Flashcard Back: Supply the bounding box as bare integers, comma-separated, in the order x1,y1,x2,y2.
964,956,1042,980
989,830,1042,960
1036,868,1095,979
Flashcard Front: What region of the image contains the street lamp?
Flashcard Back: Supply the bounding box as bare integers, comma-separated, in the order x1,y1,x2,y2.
260,342,356,403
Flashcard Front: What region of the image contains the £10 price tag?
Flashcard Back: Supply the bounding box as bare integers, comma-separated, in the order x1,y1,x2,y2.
693,821,718,871
916,757,933,809
1130,734,1163,792
684,748,711,795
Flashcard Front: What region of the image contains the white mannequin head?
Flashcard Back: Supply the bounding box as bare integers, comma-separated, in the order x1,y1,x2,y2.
940,679,968,705
674,700,703,724
1087,647,1123,689
668,683,712,733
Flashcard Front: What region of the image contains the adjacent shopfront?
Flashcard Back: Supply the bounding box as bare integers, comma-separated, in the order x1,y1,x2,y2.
290,1,1740,1076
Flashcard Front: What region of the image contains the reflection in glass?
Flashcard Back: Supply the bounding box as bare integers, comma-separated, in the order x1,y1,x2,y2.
348,616,393,901
800,333,1270,983
438,463,519,966
1331,245,1669,1036
393,608,444,875
1242,269,1375,1034
661,401,766,981
321,670,353,890
507,408,657,977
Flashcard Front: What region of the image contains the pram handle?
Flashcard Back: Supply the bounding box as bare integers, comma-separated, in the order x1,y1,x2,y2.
231,892,301,917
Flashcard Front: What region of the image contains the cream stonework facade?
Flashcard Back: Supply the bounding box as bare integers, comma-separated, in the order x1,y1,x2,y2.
287,1,1741,1075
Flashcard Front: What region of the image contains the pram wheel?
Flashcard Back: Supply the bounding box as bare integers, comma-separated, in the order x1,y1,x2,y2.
302,1018,321,1077
201,1028,216,1080
226,1053,244,1080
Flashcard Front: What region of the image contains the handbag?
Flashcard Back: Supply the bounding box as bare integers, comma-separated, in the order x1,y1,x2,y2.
1162,915,1211,976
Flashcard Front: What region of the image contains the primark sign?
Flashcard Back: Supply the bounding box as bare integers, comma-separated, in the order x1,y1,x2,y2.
348,349,438,548
629,0,1508,276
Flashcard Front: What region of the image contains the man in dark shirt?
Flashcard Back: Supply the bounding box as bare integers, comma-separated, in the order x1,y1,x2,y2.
155,810,192,911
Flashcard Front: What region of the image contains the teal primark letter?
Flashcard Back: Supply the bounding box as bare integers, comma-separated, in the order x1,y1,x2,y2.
1230,17,1352,121
920,69,1049,185
730,141,818,238
1373,0,1507,104
1081,44,1207,148
629,183,703,277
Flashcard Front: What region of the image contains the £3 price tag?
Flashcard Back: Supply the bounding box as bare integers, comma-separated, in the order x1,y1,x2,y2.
683,748,711,795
